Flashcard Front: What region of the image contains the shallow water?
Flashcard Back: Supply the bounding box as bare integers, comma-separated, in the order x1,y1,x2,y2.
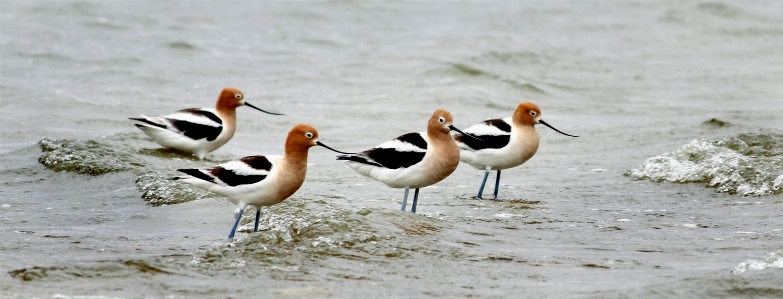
2,1,783,298
629,132,783,196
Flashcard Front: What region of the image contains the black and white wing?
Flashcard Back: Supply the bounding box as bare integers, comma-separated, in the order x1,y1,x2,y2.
131,108,224,141
455,118,512,151
177,155,275,187
337,132,428,169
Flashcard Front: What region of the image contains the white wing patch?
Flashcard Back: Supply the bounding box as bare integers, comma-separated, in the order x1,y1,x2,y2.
464,118,512,136
376,139,426,152
165,108,222,128
219,160,270,176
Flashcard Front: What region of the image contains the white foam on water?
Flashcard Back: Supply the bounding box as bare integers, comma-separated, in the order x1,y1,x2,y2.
628,134,783,196
494,213,526,218
732,251,783,274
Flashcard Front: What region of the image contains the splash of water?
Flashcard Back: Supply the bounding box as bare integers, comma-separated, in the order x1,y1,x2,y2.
135,172,214,206
189,199,446,273
733,251,783,274
38,137,135,175
627,133,783,196
37,133,224,205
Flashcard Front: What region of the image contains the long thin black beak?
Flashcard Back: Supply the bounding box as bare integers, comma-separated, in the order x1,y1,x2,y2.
245,102,284,115
448,125,484,141
316,141,356,155
539,119,578,137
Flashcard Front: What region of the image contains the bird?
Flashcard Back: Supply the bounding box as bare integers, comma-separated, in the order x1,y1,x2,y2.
174,124,353,239
337,109,480,213
454,102,578,199
130,87,282,159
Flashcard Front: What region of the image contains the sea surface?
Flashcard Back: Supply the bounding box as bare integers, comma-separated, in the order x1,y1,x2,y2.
2,1,783,298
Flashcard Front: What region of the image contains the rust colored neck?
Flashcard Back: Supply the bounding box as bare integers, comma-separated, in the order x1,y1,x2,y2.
215,106,236,129
284,138,311,164
428,127,453,145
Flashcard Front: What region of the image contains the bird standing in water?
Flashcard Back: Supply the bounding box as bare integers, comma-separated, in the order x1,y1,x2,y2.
454,102,578,199
131,87,282,159
175,124,352,239
337,109,478,213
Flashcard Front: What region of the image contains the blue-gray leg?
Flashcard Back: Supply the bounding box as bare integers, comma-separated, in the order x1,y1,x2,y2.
400,187,410,211
477,167,491,198
253,209,261,232
411,188,420,213
228,206,246,240
493,170,502,199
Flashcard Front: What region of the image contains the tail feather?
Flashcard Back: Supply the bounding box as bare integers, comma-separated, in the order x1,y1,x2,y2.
336,154,382,167
177,168,217,184
130,117,167,129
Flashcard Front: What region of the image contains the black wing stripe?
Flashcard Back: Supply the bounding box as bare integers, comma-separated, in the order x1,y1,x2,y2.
168,119,223,141
456,134,510,150
484,119,511,133
178,168,217,184
179,108,223,125
337,155,383,167
338,132,427,169
209,167,267,187
131,118,167,129
395,132,428,150
239,155,273,171
367,148,426,169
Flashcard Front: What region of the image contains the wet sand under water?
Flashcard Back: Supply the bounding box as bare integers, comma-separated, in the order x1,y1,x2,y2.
2,1,783,298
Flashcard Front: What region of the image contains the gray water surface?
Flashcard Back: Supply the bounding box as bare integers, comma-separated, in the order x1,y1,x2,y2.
2,1,783,298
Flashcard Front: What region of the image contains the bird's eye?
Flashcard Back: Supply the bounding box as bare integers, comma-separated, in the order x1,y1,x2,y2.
305,132,313,138
235,94,243,99
530,111,537,116
438,117,445,123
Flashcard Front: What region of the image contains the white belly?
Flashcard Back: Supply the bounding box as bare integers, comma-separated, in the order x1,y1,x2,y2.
460,126,539,170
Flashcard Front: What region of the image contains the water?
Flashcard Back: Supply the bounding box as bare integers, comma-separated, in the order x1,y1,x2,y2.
2,1,783,298
628,133,783,196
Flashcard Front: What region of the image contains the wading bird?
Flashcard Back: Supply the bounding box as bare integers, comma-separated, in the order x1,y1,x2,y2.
131,87,282,159
175,124,352,239
454,102,578,199
337,109,479,213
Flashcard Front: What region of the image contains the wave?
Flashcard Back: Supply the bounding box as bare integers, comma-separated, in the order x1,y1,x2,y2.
37,133,224,205
733,251,783,274
189,201,448,272
627,133,783,196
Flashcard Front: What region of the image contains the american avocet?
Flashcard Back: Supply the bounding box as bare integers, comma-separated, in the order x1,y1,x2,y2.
455,102,578,199
174,124,352,239
130,87,282,159
337,109,479,213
